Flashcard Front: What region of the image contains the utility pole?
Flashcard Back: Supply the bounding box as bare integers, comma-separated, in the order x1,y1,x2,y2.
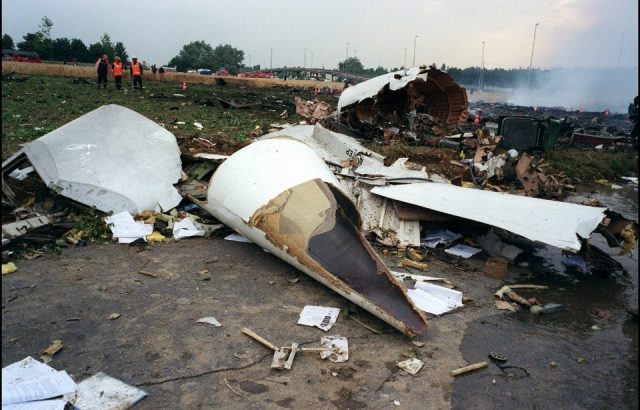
354,50,357,59
311,51,314,68
345,43,350,73
616,31,624,69
412,35,418,67
404,47,407,69
269,48,273,70
248,54,251,71
527,23,539,89
478,41,485,90
303,47,306,69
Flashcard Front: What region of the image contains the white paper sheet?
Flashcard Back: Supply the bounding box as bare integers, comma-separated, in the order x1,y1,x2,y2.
444,244,482,258
297,306,340,331
104,211,153,243
320,336,349,362
173,218,204,239
406,282,463,315
2,399,69,410
74,372,147,410
2,369,76,405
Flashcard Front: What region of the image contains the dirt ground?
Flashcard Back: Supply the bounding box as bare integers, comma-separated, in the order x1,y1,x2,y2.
2,237,507,409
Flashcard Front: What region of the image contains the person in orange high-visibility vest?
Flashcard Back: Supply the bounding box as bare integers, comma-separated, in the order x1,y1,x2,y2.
130,56,143,90
112,56,123,90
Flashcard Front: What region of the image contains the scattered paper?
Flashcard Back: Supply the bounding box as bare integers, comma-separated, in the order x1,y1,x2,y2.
610,184,623,189
621,176,638,184
74,372,147,410
407,282,463,315
196,317,222,327
173,218,205,239
108,313,121,320
444,244,482,258
298,306,340,331
421,229,462,248
320,336,349,363
193,122,203,129
224,233,252,243
2,357,77,406
105,211,153,244
397,358,424,375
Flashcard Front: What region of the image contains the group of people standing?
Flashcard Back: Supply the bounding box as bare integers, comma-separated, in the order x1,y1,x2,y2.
95,54,144,90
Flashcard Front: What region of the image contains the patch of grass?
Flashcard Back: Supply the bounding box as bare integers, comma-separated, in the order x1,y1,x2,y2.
545,149,638,182
2,74,322,159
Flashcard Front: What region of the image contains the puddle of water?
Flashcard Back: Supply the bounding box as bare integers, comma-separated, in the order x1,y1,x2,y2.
453,183,638,409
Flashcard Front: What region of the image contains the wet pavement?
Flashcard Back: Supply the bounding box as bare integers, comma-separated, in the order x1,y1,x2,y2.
1,183,637,409
453,181,638,409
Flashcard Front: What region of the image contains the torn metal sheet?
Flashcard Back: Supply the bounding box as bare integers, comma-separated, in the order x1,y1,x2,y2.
5,105,182,214
371,183,606,251
264,124,384,165
201,138,427,336
337,66,468,129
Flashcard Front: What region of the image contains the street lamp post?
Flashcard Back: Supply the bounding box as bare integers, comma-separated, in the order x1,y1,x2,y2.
616,31,624,69
478,41,485,90
270,48,273,70
311,51,314,68
404,47,407,69
527,23,539,89
412,35,418,67
346,43,349,60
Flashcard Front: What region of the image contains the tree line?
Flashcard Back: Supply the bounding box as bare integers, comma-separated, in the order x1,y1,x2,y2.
2,17,549,86
2,17,129,63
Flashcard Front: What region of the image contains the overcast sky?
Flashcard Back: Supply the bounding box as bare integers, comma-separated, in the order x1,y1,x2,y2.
2,0,638,70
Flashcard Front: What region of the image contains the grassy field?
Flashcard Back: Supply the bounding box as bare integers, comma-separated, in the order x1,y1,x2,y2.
1,73,339,159
2,73,636,182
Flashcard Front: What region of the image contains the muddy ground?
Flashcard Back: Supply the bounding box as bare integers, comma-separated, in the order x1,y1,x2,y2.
2,182,638,409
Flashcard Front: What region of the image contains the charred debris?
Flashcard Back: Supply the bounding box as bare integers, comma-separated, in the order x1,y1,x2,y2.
2,68,637,337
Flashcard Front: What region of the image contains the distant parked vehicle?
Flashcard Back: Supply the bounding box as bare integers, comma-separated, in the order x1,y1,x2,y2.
237,71,272,78
187,69,197,74
161,66,177,72
2,49,41,63
197,69,212,75
215,69,230,76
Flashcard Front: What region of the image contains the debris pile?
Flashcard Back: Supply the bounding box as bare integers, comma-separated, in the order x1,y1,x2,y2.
2,91,636,339
335,66,468,143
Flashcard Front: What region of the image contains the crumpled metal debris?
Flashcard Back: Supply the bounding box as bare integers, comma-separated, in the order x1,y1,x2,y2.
2,104,183,214
337,66,468,142
198,137,427,336
294,97,333,125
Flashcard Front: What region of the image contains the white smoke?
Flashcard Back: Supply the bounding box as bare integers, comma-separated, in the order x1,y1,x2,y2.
508,67,638,113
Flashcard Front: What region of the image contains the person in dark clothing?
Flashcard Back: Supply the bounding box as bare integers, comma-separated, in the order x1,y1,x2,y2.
629,96,638,147
95,54,109,89
130,57,143,90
